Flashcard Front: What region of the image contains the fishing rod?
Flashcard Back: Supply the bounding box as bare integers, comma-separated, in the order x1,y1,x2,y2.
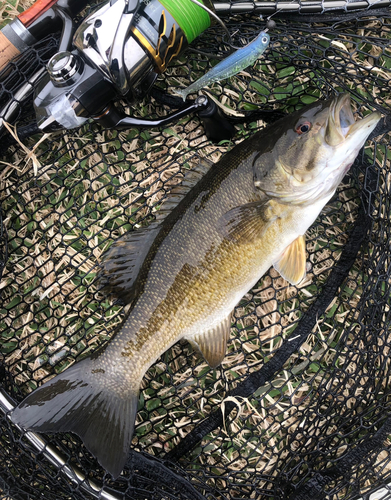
2,0,389,69
0,0,389,144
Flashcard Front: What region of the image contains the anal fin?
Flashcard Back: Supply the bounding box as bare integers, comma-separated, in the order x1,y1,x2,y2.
273,235,306,285
188,314,232,368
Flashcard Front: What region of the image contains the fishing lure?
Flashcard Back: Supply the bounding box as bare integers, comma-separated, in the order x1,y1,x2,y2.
175,30,270,101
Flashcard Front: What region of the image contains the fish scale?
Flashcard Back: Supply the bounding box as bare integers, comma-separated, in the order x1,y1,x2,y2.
101,152,261,368
11,94,381,479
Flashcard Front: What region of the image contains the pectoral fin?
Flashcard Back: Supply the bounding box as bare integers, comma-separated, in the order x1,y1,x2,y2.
188,314,232,368
273,235,306,285
218,201,278,243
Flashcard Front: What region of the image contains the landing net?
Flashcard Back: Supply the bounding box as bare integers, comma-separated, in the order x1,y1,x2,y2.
0,2,391,499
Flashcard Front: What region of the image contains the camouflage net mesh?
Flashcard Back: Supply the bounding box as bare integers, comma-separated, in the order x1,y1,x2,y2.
1,2,391,499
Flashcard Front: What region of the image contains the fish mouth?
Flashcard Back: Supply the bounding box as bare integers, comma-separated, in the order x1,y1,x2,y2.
325,93,381,146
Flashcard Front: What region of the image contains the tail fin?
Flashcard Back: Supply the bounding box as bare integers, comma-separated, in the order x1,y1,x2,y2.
11,357,138,479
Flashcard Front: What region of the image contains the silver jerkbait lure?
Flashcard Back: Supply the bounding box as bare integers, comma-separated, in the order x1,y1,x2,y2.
175,30,270,101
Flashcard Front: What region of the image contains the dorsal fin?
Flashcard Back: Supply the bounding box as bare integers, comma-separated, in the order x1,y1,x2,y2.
97,223,160,303
155,159,213,222
98,159,213,301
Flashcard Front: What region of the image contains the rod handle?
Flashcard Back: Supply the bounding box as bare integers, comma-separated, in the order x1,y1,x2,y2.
0,0,59,73
0,31,21,72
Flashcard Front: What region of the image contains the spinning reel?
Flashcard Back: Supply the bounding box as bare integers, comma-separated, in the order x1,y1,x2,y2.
1,0,236,142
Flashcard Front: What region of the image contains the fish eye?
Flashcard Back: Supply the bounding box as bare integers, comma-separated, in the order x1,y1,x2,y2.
295,121,311,135
262,36,268,44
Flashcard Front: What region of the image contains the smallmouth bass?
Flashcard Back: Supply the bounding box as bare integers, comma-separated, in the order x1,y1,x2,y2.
12,94,381,478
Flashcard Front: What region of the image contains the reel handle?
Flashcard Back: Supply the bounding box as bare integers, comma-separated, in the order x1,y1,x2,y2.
95,95,235,143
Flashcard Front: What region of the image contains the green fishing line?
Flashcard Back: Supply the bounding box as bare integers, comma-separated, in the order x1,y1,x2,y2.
160,0,211,43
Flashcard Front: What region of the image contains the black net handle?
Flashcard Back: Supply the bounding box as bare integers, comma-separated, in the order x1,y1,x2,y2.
215,0,391,15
